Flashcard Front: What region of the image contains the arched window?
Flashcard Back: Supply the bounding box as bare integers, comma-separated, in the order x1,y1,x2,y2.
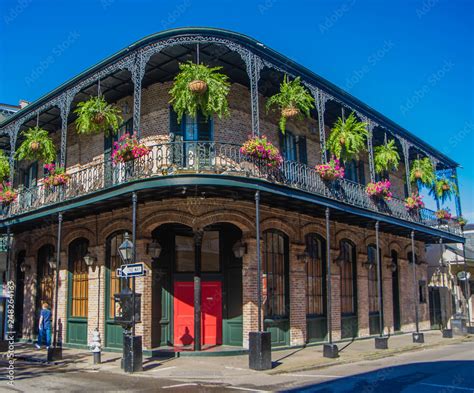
407,251,418,265
37,244,55,307
263,230,289,318
340,240,356,315
68,238,89,318
305,233,325,316
106,232,127,319
367,245,379,314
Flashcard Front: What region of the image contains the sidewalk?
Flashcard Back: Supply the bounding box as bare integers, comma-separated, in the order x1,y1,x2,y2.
6,330,473,378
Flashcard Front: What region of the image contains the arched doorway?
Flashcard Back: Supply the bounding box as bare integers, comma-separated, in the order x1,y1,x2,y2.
391,250,401,331
67,238,89,345
105,231,127,349
340,239,358,339
36,245,55,335
151,223,243,349
305,233,327,343
263,229,290,347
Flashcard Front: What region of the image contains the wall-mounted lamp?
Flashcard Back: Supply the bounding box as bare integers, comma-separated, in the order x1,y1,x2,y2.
20,262,31,273
83,250,97,267
47,256,56,270
386,262,397,272
232,241,247,258
147,240,162,259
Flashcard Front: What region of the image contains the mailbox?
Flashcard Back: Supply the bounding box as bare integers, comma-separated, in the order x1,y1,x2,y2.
114,287,141,328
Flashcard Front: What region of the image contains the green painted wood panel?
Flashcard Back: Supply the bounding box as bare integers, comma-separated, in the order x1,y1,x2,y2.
341,315,358,339
307,316,328,343
265,319,289,347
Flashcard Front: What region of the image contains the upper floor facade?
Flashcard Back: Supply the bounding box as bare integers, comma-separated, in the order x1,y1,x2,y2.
0,28,464,243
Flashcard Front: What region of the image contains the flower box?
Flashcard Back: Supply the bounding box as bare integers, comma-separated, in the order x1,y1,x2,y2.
43,163,70,187
315,157,344,181
404,194,424,211
435,209,452,220
240,135,283,168
0,182,17,205
112,133,151,165
366,180,392,201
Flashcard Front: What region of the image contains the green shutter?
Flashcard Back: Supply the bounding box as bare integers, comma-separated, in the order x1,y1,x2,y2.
197,112,212,141
298,136,307,164
169,106,183,140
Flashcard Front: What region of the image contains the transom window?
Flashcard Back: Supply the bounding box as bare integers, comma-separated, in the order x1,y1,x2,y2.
175,231,220,272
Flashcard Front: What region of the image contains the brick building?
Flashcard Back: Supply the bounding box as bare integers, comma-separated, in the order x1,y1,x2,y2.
0,28,464,353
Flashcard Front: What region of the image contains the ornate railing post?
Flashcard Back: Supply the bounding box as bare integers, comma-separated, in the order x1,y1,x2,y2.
8,122,20,183
131,52,145,137
453,167,462,218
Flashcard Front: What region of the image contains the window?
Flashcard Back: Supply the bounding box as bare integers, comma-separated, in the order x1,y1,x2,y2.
340,240,356,315
281,131,297,161
69,238,89,318
263,230,289,318
419,280,427,303
367,245,379,313
306,234,325,316
175,235,195,272
407,251,418,265
37,244,54,307
344,160,365,184
170,108,213,142
107,232,126,319
201,231,220,272
22,162,38,188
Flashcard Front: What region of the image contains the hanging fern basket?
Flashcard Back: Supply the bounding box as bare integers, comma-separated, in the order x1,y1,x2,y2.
188,80,208,94
282,106,299,118
30,141,41,151
442,183,450,191
414,169,422,179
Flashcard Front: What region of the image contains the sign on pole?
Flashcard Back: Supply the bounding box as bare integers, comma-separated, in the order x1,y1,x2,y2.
116,262,146,278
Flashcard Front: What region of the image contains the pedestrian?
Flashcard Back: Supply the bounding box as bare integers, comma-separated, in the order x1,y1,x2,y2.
35,302,52,350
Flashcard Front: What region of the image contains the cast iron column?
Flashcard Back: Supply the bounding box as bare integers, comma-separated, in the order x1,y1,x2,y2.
326,208,332,343
375,221,384,337
256,190,262,331
411,231,420,336
194,230,203,351
5,226,11,284
53,213,63,349
461,226,472,328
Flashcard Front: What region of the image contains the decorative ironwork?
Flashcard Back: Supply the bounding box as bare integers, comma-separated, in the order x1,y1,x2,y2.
59,90,75,167
250,55,264,136
363,117,376,182
2,140,461,237
399,137,412,196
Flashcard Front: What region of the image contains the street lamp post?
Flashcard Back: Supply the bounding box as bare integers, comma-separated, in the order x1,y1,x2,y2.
411,231,424,343
374,221,388,349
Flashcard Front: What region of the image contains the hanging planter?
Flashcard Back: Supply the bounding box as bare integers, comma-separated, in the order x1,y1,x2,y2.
169,61,230,121
15,126,56,163
409,157,435,187
266,75,314,133
431,177,458,203
315,156,345,181
404,193,424,211
366,179,393,201
0,150,10,182
240,135,283,168
43,163,70,187
435,208,452,221
374,139,400,174
456,216,467,227
74,95,122,135
0,182,17,206
327,112,368,162
111,133,151,165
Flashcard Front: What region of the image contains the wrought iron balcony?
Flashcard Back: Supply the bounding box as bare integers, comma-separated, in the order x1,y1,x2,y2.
2,141,462,236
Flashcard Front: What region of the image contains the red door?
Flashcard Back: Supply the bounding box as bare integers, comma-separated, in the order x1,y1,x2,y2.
173,281,222,346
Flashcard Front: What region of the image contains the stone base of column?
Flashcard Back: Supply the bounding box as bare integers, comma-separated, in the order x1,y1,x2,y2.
412,332,424,343
249,331,272,371
323,343,339,358
47,346,63,361
374,336,389,349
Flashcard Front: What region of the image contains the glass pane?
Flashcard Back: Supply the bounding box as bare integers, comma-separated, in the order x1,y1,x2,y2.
202,231,219,272
108,232,125,318
176,235,195,272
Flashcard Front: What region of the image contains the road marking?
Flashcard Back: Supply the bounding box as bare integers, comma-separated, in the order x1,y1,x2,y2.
225,366,250,371
419,383,474,391
163,383,197,389
286,373,342,378
152,366,177,372
227,387,270,392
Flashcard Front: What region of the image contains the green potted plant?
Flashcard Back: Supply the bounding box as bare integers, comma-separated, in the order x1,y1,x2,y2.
0,182,17,206
409,157,435,187
327,112,368,162
74,95,122,135
266,75,314,133
0,150,10,181
15,126,56,163
374,139,400,174
456,216,467,227
169,61,231,121
431,177,458,203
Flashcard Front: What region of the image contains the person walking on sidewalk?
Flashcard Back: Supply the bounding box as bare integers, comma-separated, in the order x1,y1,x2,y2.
35,302,52,350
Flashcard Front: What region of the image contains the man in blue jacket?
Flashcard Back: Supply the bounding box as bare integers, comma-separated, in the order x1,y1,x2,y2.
35,302,52,350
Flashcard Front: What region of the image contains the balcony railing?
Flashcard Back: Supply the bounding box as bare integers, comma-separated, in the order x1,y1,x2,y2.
2,141,462,236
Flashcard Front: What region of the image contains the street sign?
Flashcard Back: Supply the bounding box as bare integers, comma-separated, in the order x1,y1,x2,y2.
116,263,146,278
457,271,471,281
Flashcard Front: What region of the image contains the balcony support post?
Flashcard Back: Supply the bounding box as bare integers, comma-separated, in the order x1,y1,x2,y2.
131,53,145,137
193,230,203,351
400,138,412,196
8,122,20,183
366,119,376,183
315,89,329,164
248,54,263,137
452,167,462,217
375,221,384,338
59,92,75,167
410,230,424,343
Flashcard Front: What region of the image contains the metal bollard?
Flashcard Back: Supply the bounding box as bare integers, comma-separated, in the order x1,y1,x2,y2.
89,328,102,364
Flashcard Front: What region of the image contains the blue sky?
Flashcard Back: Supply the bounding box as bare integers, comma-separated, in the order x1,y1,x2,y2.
1,0,473,219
